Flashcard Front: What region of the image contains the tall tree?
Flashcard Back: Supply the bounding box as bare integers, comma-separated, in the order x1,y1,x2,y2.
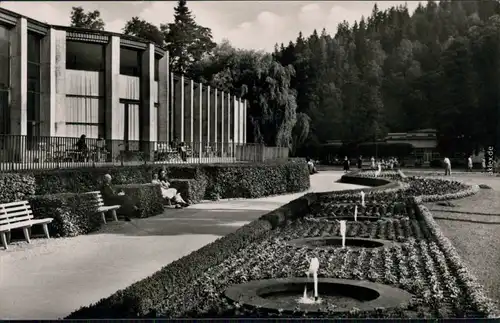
123,17,164,46
164,0,216,74
70,6,105,30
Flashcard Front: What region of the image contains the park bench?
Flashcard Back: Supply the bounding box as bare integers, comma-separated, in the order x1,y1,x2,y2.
0,200,53,250
85,191,121,224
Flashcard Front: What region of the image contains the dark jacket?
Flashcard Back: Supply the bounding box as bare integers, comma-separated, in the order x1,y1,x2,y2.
100,183,121,206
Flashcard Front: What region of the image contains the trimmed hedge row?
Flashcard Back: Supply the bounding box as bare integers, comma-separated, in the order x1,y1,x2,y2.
66,188,322,318
29,193,101,237
116,184,164,218
1,161,310,203
339,172,394,187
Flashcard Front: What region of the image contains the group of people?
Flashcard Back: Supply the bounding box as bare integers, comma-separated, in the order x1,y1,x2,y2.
341,156,398,173
99,169,190,221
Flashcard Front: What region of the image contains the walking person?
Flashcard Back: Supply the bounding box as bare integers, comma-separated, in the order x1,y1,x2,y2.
370,156,375,170
467,155,473,172
482,158,486,172
443,157,451,176
357,155,363,169
343,156,350,173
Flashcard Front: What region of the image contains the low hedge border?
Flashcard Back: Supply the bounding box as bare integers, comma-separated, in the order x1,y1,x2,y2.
414,201,499,318
341,169,498,317
116,184,164,218
67,183,375,318
28,193,100,237
2,161,310,202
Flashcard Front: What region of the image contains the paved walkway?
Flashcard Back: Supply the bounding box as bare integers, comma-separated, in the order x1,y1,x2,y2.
0,171,364,319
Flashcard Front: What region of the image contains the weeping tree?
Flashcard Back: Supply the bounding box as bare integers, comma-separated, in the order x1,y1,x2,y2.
291,112,311,155
191,41,298,147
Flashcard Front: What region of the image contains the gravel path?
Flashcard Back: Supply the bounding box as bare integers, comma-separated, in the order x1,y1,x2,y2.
426,179,500,308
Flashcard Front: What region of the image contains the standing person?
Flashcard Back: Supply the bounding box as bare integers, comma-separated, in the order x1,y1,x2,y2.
343,156,350,173
443,157,451,176
370,156,375,170
357,155,363,169
482,157,486,172
467,155,473,172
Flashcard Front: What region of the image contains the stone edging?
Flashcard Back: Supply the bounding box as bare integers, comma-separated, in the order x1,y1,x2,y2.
224,278,414,315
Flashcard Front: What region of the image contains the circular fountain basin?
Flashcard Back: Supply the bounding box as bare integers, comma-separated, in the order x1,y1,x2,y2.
287,237,397,250
225,278,413,315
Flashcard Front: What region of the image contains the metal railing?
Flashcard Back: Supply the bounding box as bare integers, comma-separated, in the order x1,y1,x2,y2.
0,134,289,172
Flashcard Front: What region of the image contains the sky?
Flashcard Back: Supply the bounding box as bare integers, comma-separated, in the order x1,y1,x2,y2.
1,1,423,51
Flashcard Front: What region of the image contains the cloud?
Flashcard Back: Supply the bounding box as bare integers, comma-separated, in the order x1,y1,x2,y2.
0,1,424,52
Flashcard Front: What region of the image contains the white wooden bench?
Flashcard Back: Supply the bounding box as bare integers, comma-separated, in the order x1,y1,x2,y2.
86,191,121,224
0,200,53,250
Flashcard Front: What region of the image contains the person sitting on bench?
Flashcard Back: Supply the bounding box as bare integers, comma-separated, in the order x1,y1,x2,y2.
100,174,139,220
155,170,189,207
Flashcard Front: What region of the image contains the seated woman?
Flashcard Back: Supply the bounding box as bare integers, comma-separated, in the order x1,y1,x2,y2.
306,157,318,174
155,170,189,207
100,174,138,220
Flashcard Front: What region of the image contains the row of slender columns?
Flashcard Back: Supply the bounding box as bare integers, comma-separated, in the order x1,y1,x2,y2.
6,16,246,148
169,74,247,147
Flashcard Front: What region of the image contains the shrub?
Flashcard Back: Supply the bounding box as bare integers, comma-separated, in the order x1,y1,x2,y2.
169,179,205,203
115,184,164,218
28,193,100,237
7,161,308,202
202,161,310,199
260,193,317,228
0,173,36,203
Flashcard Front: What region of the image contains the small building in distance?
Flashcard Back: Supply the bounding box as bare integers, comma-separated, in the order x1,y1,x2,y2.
384,128,438,165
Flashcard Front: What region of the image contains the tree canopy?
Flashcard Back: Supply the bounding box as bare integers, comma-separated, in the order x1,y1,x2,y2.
70,6,105,30
69,0,500,155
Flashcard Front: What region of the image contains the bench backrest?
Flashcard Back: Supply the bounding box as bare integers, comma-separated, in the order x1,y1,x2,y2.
0,200,34,228
85,191,105,208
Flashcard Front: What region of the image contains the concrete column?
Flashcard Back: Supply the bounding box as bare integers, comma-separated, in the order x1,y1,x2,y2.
227,93,232,143
192,82,201,152
39,29,55,137
103,36,120,160
173,75,183,141
220,91,225,154
243,100,247,143
140,43,155,161
239,98,244,144
158,51,169,143
183,78,192,144
204,85,210,146
105,36,120,140
198,83,203,156
212,88,218,149
233,97,239,144
169,72,175,141
10,17,27,137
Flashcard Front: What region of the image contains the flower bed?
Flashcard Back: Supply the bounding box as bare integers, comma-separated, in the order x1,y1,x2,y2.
159,235,494,318
309,200,414,219
276,218,430,242
69,169,496,319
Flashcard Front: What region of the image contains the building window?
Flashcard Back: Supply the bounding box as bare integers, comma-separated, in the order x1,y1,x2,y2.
0,24,10,135
27,32,41,141
66,41,105,71
120,47,141,77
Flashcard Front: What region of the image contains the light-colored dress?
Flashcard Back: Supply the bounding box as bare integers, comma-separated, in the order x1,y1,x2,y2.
152,179,177,199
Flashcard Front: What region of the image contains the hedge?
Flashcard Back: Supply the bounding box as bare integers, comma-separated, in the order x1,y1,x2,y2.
2,160,310,202
339,172,395,187
115,184,164,218
0,173,36,203
28,193,100,237
67,189,323,318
